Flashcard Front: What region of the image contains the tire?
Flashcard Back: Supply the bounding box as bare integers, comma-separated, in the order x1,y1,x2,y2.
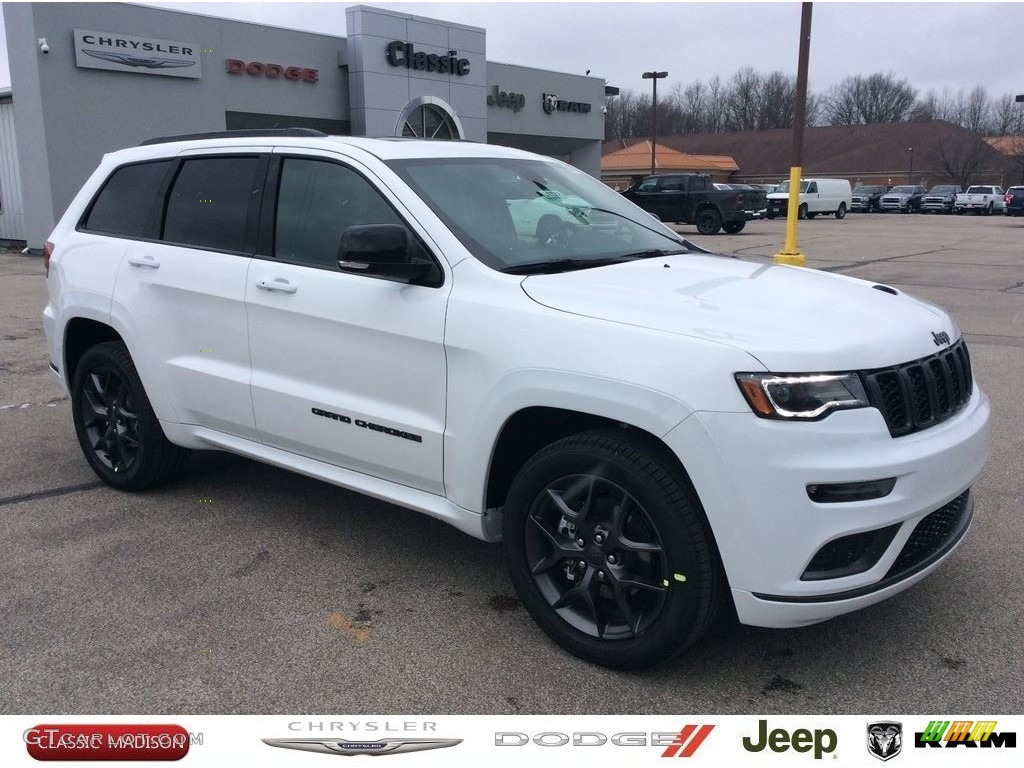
798,203,808,220
694,208,722,235
721,220,745,234
502,430,722,669
835,202,847,219
71,341,189,491
956,207,963,215
766,211,777,220
984,203,993,216
806,211,817,219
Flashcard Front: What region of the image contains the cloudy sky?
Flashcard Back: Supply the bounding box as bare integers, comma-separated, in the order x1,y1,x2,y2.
2,1,1023,101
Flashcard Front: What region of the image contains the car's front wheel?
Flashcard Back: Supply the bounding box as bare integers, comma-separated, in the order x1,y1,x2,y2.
71,341,189,491
502,430,722,668
835,202,847,219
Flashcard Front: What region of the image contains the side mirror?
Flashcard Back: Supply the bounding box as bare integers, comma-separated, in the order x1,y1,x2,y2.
337,224,439,285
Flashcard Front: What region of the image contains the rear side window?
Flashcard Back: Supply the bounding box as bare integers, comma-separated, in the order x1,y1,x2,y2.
83,161,172,237
163,156,261,252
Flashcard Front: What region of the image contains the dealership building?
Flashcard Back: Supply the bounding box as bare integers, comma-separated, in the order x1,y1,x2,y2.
1,2,607,248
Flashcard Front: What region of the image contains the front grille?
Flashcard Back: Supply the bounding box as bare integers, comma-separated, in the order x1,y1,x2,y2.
863,339,973,437
884,490,972,579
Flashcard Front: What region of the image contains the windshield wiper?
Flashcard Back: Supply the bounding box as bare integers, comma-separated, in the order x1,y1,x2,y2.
500,257,633,275
615,248,688,259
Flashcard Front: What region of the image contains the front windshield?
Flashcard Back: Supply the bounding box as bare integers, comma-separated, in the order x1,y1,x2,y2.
386,157,685,272
929,186,956,194
854,186,883,194
774,181,809,193
889,186,916,194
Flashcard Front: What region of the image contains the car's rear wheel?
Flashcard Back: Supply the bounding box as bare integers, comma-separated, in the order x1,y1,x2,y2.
502,430,722,668
71,341,189,491
722,220,745,234
835,202,847,219
695,208,722,235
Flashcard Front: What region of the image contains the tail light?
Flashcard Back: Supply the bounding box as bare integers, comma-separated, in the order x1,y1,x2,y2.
1006,193,1014,205
43,240,55,278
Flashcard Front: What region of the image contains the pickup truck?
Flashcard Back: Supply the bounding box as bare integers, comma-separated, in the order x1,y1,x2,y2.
921,185,963,214
955,185,1005,215
622,173,766,235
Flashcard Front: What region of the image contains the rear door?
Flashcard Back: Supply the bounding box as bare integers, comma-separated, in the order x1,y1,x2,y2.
245,149,450,493
113,149,267,439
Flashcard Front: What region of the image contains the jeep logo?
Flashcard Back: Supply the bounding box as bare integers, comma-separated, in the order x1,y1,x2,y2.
742,720,837,759
932,331,951,346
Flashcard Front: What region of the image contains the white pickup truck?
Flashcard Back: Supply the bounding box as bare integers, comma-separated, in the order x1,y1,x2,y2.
955,185,1005,215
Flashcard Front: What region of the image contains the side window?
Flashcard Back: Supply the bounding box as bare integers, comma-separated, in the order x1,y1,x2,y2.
83,161,172,237
163,156,261,252
274,157,404,268
807,182,818,194
636,178,659,193
661,177,683,192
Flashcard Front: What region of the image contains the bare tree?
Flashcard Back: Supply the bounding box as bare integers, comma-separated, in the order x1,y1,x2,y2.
823,72,917,124
927,131,994,188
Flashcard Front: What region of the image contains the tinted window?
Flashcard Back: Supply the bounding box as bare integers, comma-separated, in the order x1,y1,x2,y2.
275,158,404,268
163,156,261,252
84,161,171,237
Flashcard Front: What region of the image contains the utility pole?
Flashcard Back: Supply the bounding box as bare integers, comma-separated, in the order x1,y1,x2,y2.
908,146,914,184
774,3,813,267
642,70,668,176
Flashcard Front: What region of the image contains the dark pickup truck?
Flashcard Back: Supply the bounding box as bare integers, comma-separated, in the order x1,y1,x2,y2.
621,173,766,234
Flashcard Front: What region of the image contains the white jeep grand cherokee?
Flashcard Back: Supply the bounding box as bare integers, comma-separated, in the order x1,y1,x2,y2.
43,130,990,668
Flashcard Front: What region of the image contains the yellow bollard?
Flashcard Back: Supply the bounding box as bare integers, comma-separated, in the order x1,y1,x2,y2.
774,166,807,267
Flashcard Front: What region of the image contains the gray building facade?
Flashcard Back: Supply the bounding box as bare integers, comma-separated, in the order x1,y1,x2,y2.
2,3,606,248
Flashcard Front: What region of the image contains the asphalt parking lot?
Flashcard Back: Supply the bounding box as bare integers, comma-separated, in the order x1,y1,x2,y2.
1,212,1022,715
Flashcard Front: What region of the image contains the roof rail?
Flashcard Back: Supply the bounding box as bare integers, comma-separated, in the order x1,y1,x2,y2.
139,128,328,146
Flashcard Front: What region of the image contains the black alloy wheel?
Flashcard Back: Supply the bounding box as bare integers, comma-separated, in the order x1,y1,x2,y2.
503,430,722,668
71,342,189,490
695,208,722,235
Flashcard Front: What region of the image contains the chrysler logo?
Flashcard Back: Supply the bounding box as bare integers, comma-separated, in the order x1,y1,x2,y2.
262,737,462,756
82,50,196,69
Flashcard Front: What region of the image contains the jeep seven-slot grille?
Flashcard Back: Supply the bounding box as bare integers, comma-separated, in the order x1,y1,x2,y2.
862,339,973,437
884,490,972,579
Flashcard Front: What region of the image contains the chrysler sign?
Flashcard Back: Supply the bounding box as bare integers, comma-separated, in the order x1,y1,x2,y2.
74,29,202,78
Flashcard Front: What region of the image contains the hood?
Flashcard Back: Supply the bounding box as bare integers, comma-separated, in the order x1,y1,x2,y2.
520,254,958,371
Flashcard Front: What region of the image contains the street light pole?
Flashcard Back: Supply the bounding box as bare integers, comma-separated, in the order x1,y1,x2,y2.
642,70,668,176
908,146,914,184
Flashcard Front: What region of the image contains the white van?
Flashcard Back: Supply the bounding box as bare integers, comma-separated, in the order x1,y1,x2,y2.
766,178,853,220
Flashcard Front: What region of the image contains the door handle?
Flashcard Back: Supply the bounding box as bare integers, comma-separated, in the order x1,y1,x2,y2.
256,278,298,294
127,255,160,269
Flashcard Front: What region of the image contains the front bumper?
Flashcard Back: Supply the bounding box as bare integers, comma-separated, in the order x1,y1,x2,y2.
663,387,990,628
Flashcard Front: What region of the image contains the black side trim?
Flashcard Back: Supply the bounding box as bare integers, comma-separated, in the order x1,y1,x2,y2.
753,491,973,604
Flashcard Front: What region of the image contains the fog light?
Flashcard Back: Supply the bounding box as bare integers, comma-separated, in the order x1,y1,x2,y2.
806,478,896,503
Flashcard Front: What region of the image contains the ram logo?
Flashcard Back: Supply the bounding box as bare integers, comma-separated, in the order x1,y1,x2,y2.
867,722,902,761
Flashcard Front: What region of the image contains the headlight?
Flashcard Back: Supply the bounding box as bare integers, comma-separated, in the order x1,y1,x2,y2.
735,373,869,420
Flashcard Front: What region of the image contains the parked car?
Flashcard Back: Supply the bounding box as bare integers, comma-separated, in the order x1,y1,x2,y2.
955,185,1006,215
921,185,963,215
879,185,927,213
713,184,764,220
850,185,886,213
43,130,990,669
1004,186,1024,217
766,178,852,219
622,173,766,234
